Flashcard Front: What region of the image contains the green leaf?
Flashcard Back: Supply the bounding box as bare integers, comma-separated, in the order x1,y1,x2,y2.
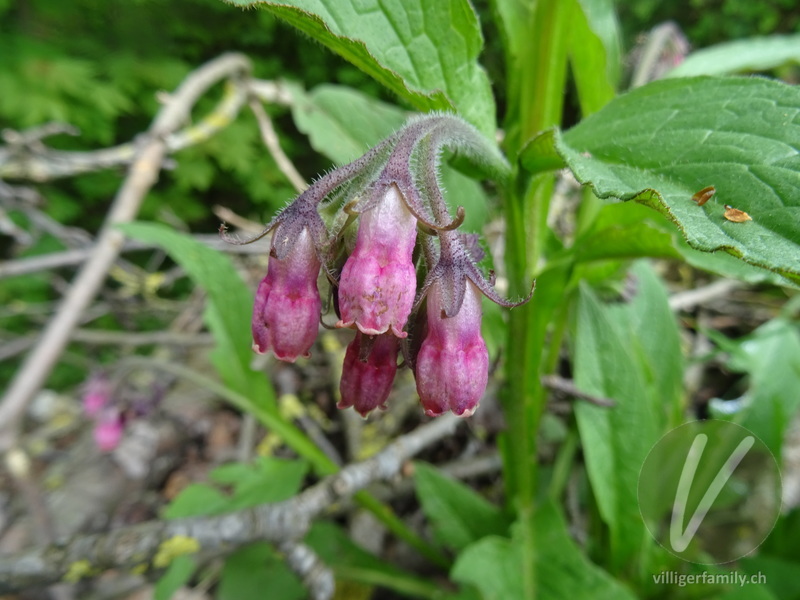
413,462,509,551
289,83,407,165
118,222,274,407
667,34,800,78
451,536,523,600
218,543,305,600
570,202,681,262
451,503,636,600
572,274,670,568
572,201,796,285
568,0,619,115
608,262,684,422
711,318,800,456
534,504,637,600
676,235,799,286
211,457,309,510
306,521,443,599
740,555,800,600
226,0,496,136
164,458,308,519
521,77,800,284
154,556,196,600
163,484,229,519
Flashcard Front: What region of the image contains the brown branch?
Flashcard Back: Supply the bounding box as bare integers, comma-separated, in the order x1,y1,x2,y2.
0,53,252,451
0,414,461,595
541,374,616,408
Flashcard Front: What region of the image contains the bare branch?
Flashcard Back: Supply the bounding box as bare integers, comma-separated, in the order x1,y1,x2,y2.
0,415,461,595
248,98,307,193
278,541,335,600
668,278,743,312
0,234,267,279
541,374,616,408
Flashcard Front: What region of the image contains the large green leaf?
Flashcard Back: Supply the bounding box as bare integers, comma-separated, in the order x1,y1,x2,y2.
226,0,496,136
451,503,636,600
522,77,800,284
572,265,677,569
289,83,407,165
667,34,800,78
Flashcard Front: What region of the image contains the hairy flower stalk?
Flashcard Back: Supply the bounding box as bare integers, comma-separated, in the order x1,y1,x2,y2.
252,228,322,362
225,114,526,417
337,184,418,337
338,332,399,417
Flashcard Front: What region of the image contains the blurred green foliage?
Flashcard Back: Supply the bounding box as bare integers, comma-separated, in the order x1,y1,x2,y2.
0,0,388,235
618,0,800,47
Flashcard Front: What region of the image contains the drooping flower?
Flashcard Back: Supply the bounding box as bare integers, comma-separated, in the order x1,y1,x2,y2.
415,279,489,417
337,184,418,338
338,332,398,417
252,228,322,362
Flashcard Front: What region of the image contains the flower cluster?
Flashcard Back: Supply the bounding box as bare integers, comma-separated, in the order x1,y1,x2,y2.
227,115,528,418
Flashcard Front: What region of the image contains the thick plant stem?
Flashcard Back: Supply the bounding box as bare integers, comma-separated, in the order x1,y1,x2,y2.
500,1,572,599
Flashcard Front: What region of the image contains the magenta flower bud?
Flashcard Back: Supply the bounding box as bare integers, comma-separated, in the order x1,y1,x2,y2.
415,281,488,417
337,184,418,338
252,228,322,362
338,332,398,417
93,410,124,452
82,373,112,417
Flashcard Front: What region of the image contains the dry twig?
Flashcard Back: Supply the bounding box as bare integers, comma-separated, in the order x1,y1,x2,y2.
541,374,616,408
248,98,307,193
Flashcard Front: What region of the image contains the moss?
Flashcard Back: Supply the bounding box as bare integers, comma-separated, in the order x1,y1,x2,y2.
152,535,201,569
63,559,95,583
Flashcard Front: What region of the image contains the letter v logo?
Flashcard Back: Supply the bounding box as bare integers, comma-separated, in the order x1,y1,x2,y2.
669,433,755,552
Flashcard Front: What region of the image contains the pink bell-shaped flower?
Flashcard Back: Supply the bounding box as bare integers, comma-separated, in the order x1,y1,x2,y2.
338,332,398,417
252,228,322,362
337,184,418,338
415,280,488,417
